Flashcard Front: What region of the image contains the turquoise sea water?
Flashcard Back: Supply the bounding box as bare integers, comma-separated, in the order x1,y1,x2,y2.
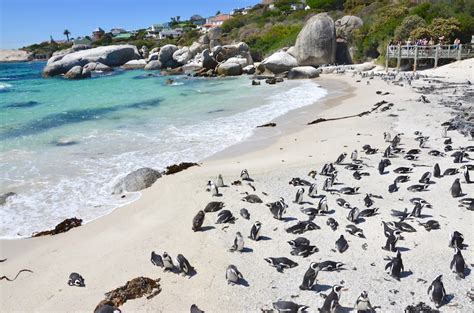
0,62,327,238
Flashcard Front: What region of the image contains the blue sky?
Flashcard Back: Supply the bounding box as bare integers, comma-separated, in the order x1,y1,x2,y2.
0,0,257,49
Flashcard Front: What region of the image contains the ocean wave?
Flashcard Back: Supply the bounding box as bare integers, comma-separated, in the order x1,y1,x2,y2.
0,82,12,91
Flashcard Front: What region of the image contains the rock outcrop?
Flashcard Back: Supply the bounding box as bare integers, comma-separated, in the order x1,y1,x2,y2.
122,59,146,70
64,65,91,79
83,62,113,72
144,60,162,71
260,51,298,74
0,49,32,62
112,168,162,194
294,13,336,66
288,66,319,79
335,15,363,64
43,45,140,77
217,62,243,76
158,44,178,68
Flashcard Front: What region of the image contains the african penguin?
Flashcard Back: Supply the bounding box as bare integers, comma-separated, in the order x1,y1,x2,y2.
162,252,174,271
264,257,298,273
383,230,401,252
385,250,404,280
150,251,164,267
216,174,224,187
294,188,304,204
249,221,262,241
450,178,462,198
176,254,194,276
428,275,446,308
299,262,320,291
68,272,85,287
226,265,243,285
335,235,349,253
229,232,244,252
450,248,466,279
319,285,345,313
449,231,464,249
272,301,308,313
240,169,250,181
192,210,205,232
354,291,373,313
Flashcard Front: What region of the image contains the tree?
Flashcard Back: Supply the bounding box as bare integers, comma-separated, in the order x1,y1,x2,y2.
394,15,426,41
216,10,221,15
307,0,344,11
63,29,71,42
410,17,461,42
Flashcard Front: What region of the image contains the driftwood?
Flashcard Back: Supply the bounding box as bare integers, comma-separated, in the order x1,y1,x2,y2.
257,123,277,128
0,269,33,281
164,162,198,175
308,101,387,125
32,217,82,237
95,277,161,310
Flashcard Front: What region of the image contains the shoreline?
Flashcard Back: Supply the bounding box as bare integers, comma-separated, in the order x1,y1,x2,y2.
1,60,473,312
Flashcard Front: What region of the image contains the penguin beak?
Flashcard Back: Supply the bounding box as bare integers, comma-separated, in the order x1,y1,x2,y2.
342,287,348,291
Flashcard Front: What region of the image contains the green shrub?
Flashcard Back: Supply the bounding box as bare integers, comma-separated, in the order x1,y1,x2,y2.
394,15,426,41
246,24,302,57
307,0,344,11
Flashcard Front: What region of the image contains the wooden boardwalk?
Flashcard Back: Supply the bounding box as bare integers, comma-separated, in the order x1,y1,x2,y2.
385,43,474,71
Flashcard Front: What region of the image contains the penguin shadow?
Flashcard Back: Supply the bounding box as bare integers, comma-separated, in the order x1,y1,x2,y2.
240,247,253,253
200,226,215,232
397,247,410,252
444,294,455,305
336,306,354,313
325,209,336,215
313,284,332,292
353,218,366,224
257,236,272,241
281,217,298,222
400,270,414,279
242,178,254,182
461,267,471,278
298,201,314,205
417,214,433,218
237,277,250,287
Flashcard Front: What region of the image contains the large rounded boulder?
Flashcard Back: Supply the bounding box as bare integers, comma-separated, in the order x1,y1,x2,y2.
217,62,242,76
144,60,162,71
64,66,91,79
261,51,298,74
288,66,319,79
294,13,336,66
158,44,178,68
43,45,140,77
112,167,162,194
335,15,363,42
121,59,146,70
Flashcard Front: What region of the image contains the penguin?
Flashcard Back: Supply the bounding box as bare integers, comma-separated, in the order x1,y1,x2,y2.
336,198,351,209
294,188,304,204
308,170,318,178
68,272,85,287
242,194,262,203
407,184,429,192
427,275,446,308
351,150,358,161
249,221,262,241
463,166,472,183
419,172,432,184
299,262,320,290
162,252,174,271
363,194,373,207
286,221,319,234
346,225,365,238
318,196,329,213
290,245,319,257
94,304,121,313
264,257,298,272
319,261,345,271
335,235,349,253
385,250,404,280
208,181,219,196
226,265,243,285
308,183,318,198
319,285,346,313
229,232,244,252
429,150,445,157
443,168,459,176
204,201,224,213
450,248,466,279
240,169,250,181
268,198,287,220
449,231,464,249
382,230,401,252
216,174,224,187
395,175,410,183
176,254,194,276
339,187,359,195
336,153,347,164
326,217,338,231
288,237,310,248
404,154,418,161
190,304,204,313
450,178,462,198
410,202,424,218
150,251,163,267
347,207,360,224
216,210,236,224
388,180,399,193
240,208,250,220
394,167,413,174
192,210,205,232
383,145,392,158
354,291,373,313
272,301,308,313
384,132,391,142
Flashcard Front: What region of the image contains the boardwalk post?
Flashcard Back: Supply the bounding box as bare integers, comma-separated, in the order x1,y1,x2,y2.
396,44,401,72
457,44,462,61
434,45,439,68
385,45,389,71
413,45,418,72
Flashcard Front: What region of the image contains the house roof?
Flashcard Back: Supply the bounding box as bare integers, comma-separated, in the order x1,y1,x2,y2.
208,14,231,22
113,33,133,39
93,27,104,33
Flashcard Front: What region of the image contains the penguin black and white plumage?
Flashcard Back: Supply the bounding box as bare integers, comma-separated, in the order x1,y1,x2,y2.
308,183,318,198
240,169,250,181
216,210,236,224
318,196,328,213
204,201,224,213
359,207,379,217
242,194,263,203
394,167,413,174
463,166,472,183
294,188,304,204
240,208,250,220
410,203,424,218
382,230,401,252
384,132,391,142
272,301,308,313
339,187,359,195
336,153,347,164
395,175,410,183
190,304,204,313
226,265,243,285
346,225,365,238
208,181,219,196
443,168,459,176
326,218,338,231
290,245,319,258
419,172,432,184
354,291,373,313
264,257,298,273
288,237,310,248
385,250,404,280
336,198,351,209
450,248,466,279
449,231,464,249
268,198,288,220
299,262,320,290
347,207,360,224
363,194,373,207
68,272,85,287
192,210,205,232
286,221,319,234
229,232,244,252
319,261,345,271
450,178,462,198
319,285,345,313
351,150,358,161
383,145,392,158
216,174,224,187
407,184,429,192
335,235,349,253
249,221,262,241
94,304,121,313
150,251,164,267
427,275,446,308
176,254,194,276
162,252,174,271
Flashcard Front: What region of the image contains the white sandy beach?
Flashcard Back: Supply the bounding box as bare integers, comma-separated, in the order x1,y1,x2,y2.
1,59,473,312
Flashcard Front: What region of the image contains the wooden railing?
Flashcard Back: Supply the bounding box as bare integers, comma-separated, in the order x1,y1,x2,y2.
385,43,474,71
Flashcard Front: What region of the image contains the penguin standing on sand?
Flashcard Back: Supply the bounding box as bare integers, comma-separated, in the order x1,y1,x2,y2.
351,150,358,161
450,248,466,279
300,262,320,290
249,221,262,241
162,252,174,271
308,183,318,198
150,251,163,267
320,285,346,313
240,169,250,181
208,181,219,196
463,166,471,183
176,254,194,276
216,174,225,187
192,210,205,232
335,235,349,253
226,265,243,285
449,231,464,249
433,163,441,178
384,132,391,142
229,232,244,252
378,159,391,175
354,291,374,313
294,188,304,204
428,275,446,308
450,178,462,198
385,250,404,280
336,153,347,164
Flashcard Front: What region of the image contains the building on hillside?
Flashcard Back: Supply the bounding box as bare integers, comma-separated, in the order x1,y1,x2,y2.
145,24,166,38
110,28,126,36
205,14,231,27
92,27,105,40
190,14,206,26
113,33,133,40
291,3,306,10
73,37,92,45
158,28,183,39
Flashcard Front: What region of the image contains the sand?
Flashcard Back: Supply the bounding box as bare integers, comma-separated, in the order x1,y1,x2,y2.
1,59,473,312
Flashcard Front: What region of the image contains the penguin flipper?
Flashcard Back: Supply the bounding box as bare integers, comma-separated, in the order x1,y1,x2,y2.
450,258,455,270
384,261,391,271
